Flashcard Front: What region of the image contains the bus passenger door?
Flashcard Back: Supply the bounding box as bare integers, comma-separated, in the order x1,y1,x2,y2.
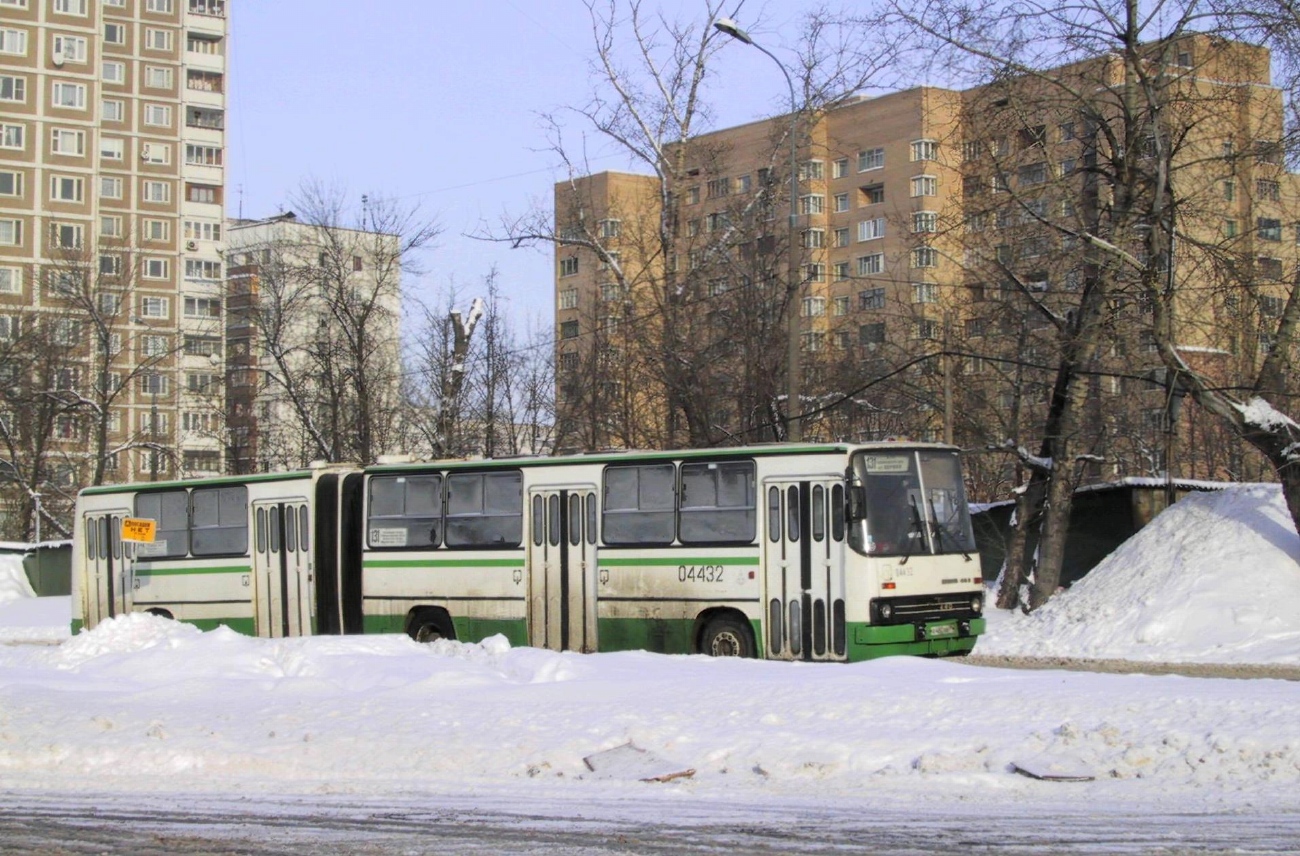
253,500,313,637
81,511,127,626
527,487,598,652
762,480,846,661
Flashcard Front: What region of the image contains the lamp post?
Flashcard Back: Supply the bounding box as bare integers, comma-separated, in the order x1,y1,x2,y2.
714,17,805,442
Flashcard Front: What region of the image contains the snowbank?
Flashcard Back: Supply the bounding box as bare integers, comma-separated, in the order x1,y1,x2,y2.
0,552,34,604
979,484,1300,664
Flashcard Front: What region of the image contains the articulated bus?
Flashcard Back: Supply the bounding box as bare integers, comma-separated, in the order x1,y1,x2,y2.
72,443,986,661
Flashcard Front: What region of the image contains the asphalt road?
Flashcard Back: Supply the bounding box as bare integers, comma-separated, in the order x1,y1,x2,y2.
3,792,1300,855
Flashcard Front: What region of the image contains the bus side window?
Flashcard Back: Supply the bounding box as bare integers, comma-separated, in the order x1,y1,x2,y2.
787,486,800,542
548,494,560,547
299,505,309,552
585,493,597,545
831,484,845,542
532,495,544,547
285,509,297,553
568,494,581,546
812,485,825,542
256,507,267,554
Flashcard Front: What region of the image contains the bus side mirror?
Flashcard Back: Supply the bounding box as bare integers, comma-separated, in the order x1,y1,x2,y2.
847,485,866,520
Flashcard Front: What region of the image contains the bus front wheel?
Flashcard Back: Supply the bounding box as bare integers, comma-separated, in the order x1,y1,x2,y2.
701,616,755,658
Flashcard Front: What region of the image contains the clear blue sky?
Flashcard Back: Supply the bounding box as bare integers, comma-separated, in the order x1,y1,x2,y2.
226,1,808,322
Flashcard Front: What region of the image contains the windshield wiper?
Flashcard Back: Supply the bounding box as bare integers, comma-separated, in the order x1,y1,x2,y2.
900,495,926,565
927,498,972,562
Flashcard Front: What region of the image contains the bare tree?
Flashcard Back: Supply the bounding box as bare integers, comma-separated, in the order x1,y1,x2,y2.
482,0,901,449
229,182,439,469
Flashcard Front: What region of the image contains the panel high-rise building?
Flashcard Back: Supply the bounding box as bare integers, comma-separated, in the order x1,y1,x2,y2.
0,0,227,524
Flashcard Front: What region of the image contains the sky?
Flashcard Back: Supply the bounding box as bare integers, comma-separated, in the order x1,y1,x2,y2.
224,1,811,323
1,484,1299,841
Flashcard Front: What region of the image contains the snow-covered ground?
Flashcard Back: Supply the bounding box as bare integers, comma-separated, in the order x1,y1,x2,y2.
1,485,1298,827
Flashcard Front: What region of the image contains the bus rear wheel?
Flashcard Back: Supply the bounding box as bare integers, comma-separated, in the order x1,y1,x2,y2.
701,616,755,658
408,609,454,644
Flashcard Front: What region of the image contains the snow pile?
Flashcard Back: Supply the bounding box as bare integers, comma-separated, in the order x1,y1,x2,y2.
0,552,34,604
0,626,1296,813
979,484,1300,664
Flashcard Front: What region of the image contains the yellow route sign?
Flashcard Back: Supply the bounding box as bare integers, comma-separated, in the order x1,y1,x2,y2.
121,518,157,543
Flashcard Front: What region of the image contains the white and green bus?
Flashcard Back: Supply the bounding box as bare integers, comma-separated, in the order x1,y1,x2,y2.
72,443,985,660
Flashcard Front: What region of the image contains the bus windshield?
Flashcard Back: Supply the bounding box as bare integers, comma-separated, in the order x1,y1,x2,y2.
849,449,977,557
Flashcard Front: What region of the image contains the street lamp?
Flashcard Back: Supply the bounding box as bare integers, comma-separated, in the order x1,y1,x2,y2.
714,17,805,442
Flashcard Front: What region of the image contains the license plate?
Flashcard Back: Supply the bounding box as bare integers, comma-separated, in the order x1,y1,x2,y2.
927,623,957,638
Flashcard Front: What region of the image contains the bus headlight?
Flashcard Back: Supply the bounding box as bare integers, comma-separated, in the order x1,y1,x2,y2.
970,595,983,614
878,602,893,621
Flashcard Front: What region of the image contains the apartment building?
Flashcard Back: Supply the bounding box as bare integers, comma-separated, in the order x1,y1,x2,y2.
553,34,1299,487
224,213,404,473
0,0,228,501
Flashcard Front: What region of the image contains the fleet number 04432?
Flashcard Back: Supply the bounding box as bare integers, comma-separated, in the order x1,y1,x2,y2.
678,564,724,583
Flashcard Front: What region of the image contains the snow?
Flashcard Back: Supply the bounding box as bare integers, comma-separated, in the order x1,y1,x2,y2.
980,484,1300,664
1,484,1298,824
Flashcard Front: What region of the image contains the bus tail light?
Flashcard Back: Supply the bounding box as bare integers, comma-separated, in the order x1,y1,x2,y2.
882,581,896,590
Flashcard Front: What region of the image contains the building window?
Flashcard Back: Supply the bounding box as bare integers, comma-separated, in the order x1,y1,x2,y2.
833,192,849,212
861,184,884,205
832,157,849,179
0,267,20,294
142,180,170,203
910,175,937,197
100,137,124,160
50,81,86,109
146,0,174,11
559,320,579,340
1018,162,1048,185
558,288,578,310
145,28,173,51
912,246,939,268
183,219,222,241
857,254,884,276
706,177,732,198
50,222,82,248
0,122,23,149
50,128,84,155
104,22,126,44
142,142,170,164
186,183,218,204
798,160,824,181
183,336,221,358
0,219,22,246
143,219,169,241
859,287,885,310
186,70,223,92
833,261,850,281
187,33,222,54
0,170,21,197
802,263,825,282
801,296,826,317
184,260,222,281
54,0,88,12
0,75,26,103
559,256,579,277
0,28,28,55
140,373,169,395
857,217,886,242
102,99,124,122
52,34,87,62
858,148,884,172
910,139,938,161
1257,218,1282,241
912,282,938,304
0,315,17,340
859,322,886,345
140,334,170,357
100,216,121,237
183,296,220,316
802,228,825,248
832,227,849,248
144,66,173,89
799,195,825,215
144,104,172,126
912,319,939,340
913,211,938,233
1256,179,1280,201
142,260,170,282
100,176,123,199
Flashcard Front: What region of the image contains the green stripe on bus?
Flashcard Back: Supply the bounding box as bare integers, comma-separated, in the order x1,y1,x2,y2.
598,556,760,567
134,565,250,577
363,558,523,569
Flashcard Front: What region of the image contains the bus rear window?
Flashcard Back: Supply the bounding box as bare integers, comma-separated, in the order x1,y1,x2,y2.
367,474,442,549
